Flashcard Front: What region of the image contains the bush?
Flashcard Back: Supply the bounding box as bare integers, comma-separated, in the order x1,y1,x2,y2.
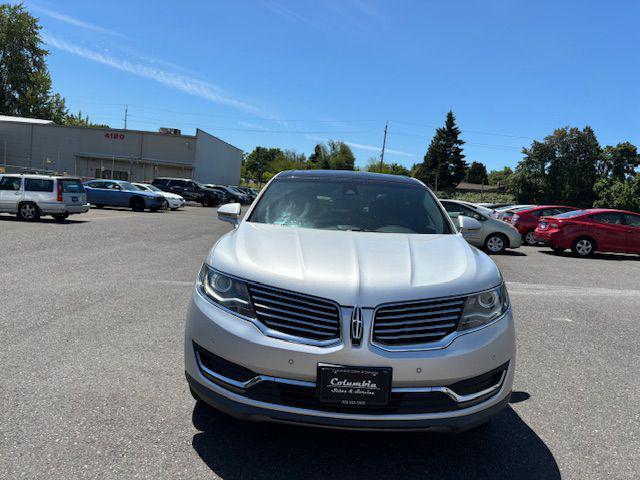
435,191,515,204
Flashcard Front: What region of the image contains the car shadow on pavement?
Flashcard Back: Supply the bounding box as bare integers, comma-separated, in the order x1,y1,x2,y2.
0,215,87,224
191,393,560,480
497,250,527,257
540,250,640,261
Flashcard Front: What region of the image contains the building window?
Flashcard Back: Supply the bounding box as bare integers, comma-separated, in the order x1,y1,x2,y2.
96,169,129,180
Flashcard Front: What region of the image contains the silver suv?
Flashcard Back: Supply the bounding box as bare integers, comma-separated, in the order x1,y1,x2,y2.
185,170,515,431
0,174,90,222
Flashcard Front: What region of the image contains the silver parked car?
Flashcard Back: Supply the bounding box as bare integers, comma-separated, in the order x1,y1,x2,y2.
185,170,515,431
441,200,522,254
0,174,90,222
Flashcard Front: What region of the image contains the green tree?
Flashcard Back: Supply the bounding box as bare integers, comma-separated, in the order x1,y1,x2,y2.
326,140,355,170
465,161,488,184
365,157,410,176
509,126,601,207
597,142,639,181
243,147,282,183
593,175,640,212
487,166,513,186
0,3,67,122
308,143,330,169
63,110,110,128
414,111,467,190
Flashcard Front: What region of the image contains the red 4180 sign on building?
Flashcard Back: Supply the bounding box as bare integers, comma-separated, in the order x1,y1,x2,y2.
104,132,125,140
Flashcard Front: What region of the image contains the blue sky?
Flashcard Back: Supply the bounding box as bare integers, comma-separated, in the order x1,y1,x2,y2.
21,0,640,170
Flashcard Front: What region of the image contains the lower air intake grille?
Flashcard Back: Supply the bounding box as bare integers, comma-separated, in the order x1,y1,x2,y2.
247,284,341,343
373,296,466,346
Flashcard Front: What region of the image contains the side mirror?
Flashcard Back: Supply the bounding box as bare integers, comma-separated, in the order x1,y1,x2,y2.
458,215,482,231
217,203,241,227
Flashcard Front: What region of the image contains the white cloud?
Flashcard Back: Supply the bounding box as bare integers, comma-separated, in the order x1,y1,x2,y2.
306,135,413,157
43,33,268,117
261,0,311,25
28,4,127,38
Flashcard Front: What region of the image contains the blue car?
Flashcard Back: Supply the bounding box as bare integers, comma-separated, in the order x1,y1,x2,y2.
83,180,167,212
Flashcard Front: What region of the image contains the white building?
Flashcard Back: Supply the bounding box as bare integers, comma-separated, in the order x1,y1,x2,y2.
0,115,243,184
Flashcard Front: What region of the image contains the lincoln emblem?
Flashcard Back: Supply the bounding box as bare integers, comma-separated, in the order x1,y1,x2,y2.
350,306,363,345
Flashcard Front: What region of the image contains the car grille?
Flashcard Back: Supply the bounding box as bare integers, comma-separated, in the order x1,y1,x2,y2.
372,296,466,346
247,284,341,343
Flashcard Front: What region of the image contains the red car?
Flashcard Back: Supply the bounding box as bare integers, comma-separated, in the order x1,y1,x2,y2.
508,205,578,245
534,208,640,257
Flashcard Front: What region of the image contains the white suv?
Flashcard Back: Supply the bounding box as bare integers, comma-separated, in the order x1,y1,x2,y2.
0,174,90,221
185,170,515,431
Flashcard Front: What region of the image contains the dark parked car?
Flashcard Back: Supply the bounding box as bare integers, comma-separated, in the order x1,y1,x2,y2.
234,186,257,202
203,184,250,204
151,178,224,207
535,208,640,257
83,180,166,211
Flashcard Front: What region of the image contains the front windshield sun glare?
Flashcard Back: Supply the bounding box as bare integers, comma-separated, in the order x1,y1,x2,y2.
248,178,452,235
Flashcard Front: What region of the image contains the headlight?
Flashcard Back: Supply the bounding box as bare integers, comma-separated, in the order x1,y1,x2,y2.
198,265,255,318
458,284,509,331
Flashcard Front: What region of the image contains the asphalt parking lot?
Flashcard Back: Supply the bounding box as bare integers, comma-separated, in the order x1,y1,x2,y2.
1,206,639,480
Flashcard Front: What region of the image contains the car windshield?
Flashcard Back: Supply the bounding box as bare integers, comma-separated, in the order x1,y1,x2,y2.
140,184,162,192
553,209,588,219
248,177,452,234
119,181,140,191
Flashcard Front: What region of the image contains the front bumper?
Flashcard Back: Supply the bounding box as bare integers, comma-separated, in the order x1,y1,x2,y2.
185,289,516,430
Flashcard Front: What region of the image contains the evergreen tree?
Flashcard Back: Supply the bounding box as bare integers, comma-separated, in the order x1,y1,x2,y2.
466,161,488,184
415,111,467,189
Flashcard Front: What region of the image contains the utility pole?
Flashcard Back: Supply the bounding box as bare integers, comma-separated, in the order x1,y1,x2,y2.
124,105,128,129
379,121,388,171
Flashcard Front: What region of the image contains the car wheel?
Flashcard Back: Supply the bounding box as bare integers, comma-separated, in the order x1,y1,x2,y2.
523,230,538,246
484,233,507,254
161,200,169,210
52,213,69,222
130,197,145,212
17,202,40,222
572,237,596,258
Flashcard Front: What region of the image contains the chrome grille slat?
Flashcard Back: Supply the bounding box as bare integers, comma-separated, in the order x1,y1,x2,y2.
247,284,340,343
376,331,449,340
253,302,338,325
375,322,456,334
251,295,337,318
252,310,338,332
373,296,466,346
264,320,337,337
377,299,465,315
375,315,461,328
375,309,463,321
249,286,336,312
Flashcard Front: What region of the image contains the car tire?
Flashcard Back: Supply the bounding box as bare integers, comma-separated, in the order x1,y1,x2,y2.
523,230,538,246
571,237,596,258
52,213,69,222
17,202,40,222
130,197,146,212
484,233,508,254
161,200,169,210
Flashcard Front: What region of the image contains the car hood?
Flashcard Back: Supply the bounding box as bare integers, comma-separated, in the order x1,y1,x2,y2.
206,222,502,306
161,192,183,199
